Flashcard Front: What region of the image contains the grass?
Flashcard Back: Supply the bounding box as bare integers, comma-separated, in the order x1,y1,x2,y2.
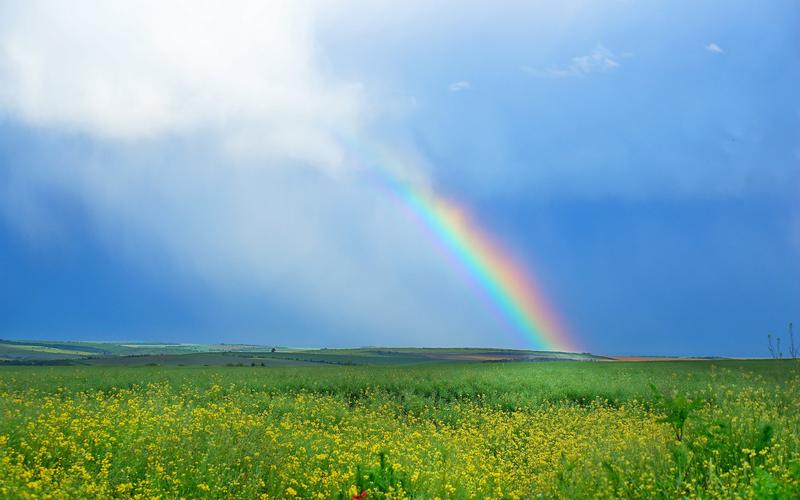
0,359,798,497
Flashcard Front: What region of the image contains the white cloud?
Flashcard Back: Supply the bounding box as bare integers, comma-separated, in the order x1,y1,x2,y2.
522,45,621,78
448,80,471,92
0,0,506,346
705,42,724,54
0,0,362,171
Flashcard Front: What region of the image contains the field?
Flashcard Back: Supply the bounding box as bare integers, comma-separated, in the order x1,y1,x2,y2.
1,354,799,498
0,340,601,365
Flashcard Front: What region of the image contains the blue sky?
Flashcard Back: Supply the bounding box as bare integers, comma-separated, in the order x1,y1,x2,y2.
1,1,798,356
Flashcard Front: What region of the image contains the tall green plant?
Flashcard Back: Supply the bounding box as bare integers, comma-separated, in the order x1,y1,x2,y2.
344,452,410,499
649,383,702,442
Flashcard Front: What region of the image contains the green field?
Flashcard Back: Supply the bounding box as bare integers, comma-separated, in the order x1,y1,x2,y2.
0,356,798,498
0,339,602,366
0,339,259,361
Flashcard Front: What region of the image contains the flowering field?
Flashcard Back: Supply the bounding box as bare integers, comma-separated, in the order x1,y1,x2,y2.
0,361,798,498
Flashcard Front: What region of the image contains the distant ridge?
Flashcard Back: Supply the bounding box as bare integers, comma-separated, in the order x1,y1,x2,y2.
0,340,604,366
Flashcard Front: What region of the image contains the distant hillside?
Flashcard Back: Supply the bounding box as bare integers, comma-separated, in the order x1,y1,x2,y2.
0,340,607,366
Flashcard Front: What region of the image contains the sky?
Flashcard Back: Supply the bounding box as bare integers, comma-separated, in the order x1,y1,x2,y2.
1,0,798,356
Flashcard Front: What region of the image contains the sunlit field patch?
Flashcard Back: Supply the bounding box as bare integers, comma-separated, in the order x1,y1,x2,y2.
0,361,798,498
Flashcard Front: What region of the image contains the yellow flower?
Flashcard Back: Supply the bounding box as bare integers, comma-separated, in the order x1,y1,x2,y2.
116,482,134,493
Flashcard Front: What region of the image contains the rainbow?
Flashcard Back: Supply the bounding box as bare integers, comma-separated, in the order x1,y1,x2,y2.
341,139,578,352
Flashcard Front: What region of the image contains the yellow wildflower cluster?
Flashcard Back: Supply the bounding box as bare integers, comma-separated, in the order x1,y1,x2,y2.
0,366,797,498
0,390,666,497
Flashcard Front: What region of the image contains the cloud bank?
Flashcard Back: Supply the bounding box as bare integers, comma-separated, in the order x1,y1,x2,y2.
0,0,502,345
0,0,363,170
